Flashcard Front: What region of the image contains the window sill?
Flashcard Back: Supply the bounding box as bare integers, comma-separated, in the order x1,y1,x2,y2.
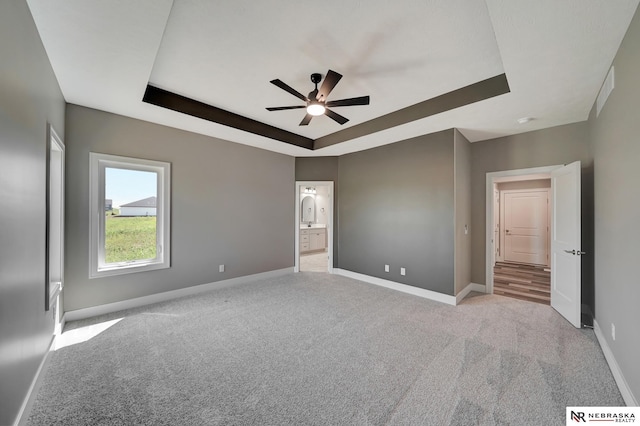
90,261,169,279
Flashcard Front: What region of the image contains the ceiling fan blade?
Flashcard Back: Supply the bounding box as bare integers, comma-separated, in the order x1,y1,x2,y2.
299,114,313,126
270,79,309,102
266,105,306,111
316,70,342,101
324,108,349,125
326,95,370,108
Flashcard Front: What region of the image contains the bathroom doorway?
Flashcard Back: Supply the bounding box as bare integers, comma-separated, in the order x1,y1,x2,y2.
295,181,333,273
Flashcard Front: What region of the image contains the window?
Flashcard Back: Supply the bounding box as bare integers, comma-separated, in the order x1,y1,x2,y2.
89,153,170,278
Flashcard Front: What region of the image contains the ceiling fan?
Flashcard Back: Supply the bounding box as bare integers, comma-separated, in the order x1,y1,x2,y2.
266,70,370,126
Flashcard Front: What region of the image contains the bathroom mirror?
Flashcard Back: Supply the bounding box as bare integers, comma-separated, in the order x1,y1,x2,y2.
301,196,315,223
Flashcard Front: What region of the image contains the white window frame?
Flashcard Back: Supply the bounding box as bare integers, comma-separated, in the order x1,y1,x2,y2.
89,153,171,278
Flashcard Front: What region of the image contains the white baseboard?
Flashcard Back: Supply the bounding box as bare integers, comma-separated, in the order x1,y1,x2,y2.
333,268,456,305
65,267,294,322
456,282,486,304
593,319,638,406
14,337,55,426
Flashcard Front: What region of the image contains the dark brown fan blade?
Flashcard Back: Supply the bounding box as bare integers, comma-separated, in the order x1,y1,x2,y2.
270,79,309,102
299,114,313,126
326,95,370,108
266,105,306,111
324,108,349,125
316,70,342,101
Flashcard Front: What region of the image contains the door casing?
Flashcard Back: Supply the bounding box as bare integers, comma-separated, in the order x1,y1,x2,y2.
485,166,558,294
45,124,64,341
294,181,334,273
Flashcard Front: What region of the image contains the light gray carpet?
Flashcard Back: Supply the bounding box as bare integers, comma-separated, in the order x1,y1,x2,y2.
27,273,623,425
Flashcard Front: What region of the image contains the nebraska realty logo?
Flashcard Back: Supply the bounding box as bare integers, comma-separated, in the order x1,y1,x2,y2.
567,407,639,424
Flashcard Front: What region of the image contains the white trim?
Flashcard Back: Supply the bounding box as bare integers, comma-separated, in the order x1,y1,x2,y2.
456,282,487,304
48,281,61,308
593,320,638,406
89,153,171,279
14,338,55,426
334,268,457,305
485,165,561,294
48,124,65,292
65,268,293,321
295,181,334,274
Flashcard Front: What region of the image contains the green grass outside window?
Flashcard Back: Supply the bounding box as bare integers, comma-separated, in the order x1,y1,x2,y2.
105,216,157,263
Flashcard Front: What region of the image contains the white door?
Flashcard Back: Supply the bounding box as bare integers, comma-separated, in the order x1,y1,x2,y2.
551,162,582,328
503,190,549,265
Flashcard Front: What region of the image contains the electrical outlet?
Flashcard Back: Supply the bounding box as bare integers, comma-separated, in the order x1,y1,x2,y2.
384,264,390,273
611,323,616,341
400,267,406,276
219,264,225,273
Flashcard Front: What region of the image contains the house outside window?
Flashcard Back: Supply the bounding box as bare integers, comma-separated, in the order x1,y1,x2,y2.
89,153,170,278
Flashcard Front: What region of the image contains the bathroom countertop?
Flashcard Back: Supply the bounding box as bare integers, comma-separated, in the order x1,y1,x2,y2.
300,224,326,229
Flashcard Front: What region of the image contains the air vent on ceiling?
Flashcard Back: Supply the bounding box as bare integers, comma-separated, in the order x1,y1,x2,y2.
596,66,615,117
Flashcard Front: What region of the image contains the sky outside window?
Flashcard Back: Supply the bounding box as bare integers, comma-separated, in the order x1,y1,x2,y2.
105,168,157,208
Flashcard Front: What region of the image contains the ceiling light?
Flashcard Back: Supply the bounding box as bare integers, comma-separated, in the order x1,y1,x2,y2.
306,102,326,116
517,117,535,124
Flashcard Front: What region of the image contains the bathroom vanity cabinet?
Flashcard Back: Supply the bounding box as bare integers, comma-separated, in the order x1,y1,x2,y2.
300,228,326,253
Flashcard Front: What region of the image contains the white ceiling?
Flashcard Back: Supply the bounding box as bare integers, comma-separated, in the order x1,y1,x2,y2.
27,0,639,157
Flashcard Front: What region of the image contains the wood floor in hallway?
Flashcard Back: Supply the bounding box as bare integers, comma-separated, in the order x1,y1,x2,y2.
493,261,550,305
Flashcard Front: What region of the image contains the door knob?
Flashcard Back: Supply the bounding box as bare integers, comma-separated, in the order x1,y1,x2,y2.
564,250,587,255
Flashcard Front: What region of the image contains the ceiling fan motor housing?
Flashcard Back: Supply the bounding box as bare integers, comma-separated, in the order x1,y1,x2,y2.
310,73,322,100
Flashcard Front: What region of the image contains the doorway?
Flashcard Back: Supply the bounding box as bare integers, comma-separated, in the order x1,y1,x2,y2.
486,163,583,327
486,167,555,292
295,181,333,273
493,178,551,305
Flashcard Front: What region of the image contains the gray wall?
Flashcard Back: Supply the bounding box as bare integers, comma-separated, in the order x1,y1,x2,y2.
295,157,339,266
295,157,339,182
469,122,592,287
0,2,66,424
64,105,294,311
454,130,472,294
338,130,455,295
589,4,640,401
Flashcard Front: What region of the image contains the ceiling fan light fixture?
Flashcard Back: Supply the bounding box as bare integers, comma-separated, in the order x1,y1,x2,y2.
267,70,367,125
306,102,325,116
